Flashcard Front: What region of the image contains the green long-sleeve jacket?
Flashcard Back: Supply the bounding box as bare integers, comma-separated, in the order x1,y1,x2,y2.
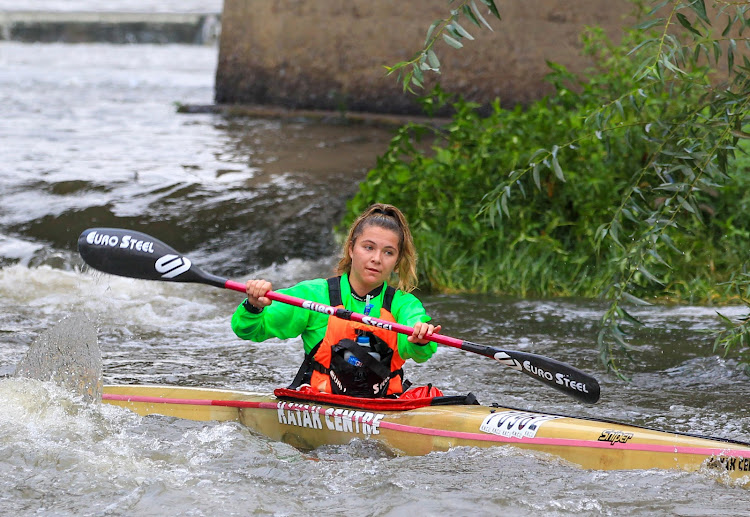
231,274,437,363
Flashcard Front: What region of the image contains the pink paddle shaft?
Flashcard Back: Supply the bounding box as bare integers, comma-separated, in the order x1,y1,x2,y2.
224,279,462,348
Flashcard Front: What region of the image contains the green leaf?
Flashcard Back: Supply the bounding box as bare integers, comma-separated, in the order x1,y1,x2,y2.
621,291,653,306
715,310,734,326
619,307,644,326
427,49,441,70
462,4,481,28
501,187,510,217
383,60,408,76
676,195,695,213
635,18,664,30
516,179,526,199
646,0,670,16
595,224,608,243
451,20,475,40
609,220,622,247
648,248,672,269
689,0,710,24
722,14,733,37
676,12,702,37
637,265,665,286
660,55,683,75
610,326,639,351
614,99,624,120
480,0,501,20
413,63,424,83
424,20,441,46
410,73,423,89
470,0,494,30
529,148,548,162
442,33,464,49
622,208,639,224
550,146,565,182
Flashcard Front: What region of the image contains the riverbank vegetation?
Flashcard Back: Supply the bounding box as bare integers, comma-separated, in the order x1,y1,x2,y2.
341,0,750,373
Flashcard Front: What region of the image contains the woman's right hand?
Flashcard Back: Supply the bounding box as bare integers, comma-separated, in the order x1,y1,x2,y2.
245,279,273,308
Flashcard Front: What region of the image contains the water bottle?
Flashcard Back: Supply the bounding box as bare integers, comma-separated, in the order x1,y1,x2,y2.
356,331,370,348
344,351,363,367
350,331,370,367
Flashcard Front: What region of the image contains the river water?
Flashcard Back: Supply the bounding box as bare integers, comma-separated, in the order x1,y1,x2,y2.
1,13,749,517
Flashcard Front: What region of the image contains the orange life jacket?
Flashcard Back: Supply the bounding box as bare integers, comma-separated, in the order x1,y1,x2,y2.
288,277,408,397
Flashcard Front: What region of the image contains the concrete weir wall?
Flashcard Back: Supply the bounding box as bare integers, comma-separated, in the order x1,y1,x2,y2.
0,11,221,45
216,0,632,114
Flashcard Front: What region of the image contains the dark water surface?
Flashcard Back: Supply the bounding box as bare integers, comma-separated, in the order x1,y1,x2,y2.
1,33,749,517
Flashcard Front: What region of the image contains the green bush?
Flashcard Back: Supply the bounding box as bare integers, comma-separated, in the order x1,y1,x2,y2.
346,0,750,373
343,25,750,303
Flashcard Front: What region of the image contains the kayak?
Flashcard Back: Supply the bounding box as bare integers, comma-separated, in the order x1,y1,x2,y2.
79,227,750,484
102,384,750,484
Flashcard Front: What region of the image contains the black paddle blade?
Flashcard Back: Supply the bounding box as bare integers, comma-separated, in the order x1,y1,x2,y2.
462,341,600,403
502,350,600,404
77,228,225,288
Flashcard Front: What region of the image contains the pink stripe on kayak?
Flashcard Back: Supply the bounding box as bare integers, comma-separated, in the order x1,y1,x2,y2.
104,393,212,405
379,421,750,458
103,394,750,458
102,393,274,409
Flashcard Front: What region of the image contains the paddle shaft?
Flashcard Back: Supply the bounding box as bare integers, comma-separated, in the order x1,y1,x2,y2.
224,280,598,402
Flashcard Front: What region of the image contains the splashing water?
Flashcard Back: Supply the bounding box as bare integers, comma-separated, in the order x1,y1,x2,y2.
14,313,102,402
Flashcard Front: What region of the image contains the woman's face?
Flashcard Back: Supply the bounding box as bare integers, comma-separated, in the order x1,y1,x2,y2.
348,225,400,295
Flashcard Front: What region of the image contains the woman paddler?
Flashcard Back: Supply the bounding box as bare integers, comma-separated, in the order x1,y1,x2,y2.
231,203,441,398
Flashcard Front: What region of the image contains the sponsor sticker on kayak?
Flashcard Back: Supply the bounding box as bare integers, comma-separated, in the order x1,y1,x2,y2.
277,401,385,436
479,411,561,439
706,455,750,473
598,429,634,445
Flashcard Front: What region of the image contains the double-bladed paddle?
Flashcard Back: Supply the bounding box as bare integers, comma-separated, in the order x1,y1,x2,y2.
78,227,601,403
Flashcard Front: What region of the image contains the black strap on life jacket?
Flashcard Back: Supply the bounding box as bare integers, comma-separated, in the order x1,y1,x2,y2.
328,276,342,306
383,285,395,313
287,342,318,389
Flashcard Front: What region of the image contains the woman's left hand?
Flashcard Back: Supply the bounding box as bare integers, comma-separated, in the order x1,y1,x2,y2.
407,322,442,345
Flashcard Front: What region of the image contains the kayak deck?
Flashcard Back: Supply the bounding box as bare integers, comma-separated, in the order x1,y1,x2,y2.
102,384,750,485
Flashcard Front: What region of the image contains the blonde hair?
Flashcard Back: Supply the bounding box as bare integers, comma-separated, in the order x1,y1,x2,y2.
335,203,418,292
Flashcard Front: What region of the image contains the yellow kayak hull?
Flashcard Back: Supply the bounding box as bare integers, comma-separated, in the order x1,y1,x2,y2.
103,384,750,484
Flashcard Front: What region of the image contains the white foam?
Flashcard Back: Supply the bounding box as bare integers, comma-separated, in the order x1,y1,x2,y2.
0,235,43,266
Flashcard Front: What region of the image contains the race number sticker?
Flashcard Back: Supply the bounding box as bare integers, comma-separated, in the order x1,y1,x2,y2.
480,411,561,439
